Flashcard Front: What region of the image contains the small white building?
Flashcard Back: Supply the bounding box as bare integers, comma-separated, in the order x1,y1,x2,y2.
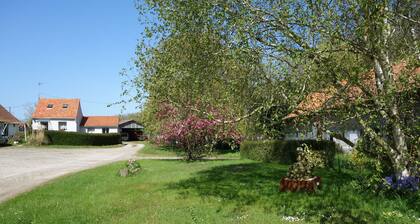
32,98,119,134
80,116,119,134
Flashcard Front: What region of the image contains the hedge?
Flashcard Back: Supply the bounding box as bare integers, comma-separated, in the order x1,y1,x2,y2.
240,140,336,166
45,131,122,146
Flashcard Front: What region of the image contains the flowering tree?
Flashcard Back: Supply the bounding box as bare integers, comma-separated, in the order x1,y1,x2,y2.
155,103,241,160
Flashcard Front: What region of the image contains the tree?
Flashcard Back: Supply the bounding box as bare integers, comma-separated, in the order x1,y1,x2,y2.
153,102,241,160
131,0,419,176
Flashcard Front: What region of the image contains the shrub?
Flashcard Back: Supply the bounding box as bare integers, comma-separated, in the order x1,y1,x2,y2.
27,131,49,146
287,144,326,179
45,131,121,146
156,106,242,160
240,139,336,166
8,132,25,144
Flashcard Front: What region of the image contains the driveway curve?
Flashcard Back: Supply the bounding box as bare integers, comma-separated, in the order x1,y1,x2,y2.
0,143,143,203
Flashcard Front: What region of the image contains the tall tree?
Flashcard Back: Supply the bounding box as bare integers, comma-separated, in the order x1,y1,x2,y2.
131,0,419,176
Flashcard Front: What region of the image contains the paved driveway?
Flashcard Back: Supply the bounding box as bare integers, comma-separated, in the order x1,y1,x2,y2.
0,143,143,203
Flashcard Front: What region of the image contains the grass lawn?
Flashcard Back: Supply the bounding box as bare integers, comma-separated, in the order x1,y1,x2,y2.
11,144,125,149
137,141,184,157
138,141,240,159
0,158,419,223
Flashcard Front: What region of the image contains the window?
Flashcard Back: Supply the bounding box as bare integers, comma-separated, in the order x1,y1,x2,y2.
87,128,95,133
58,122,67,131
102,128,109,134
63,104,68,108
40,121,48,130
47,104,53,108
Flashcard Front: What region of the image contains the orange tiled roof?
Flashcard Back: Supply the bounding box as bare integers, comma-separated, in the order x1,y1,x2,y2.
32,98,81,119
284,62,419,120
80,116,119,127
0,105,21,124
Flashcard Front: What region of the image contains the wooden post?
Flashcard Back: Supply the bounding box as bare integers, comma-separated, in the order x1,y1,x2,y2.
24,123,27,142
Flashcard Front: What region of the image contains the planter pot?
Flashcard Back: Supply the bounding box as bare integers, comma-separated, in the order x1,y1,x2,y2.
279,176,321,192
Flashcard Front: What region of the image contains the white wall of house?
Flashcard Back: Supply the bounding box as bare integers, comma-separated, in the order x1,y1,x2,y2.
333,129,361,152
81,127,119,134
285,125,320,140
32,119,78,132
284,124,361,152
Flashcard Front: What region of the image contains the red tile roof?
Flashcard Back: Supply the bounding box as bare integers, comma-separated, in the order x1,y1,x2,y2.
284,62,420,120
80,116,119,127
32,98,81,119
0,105,21,124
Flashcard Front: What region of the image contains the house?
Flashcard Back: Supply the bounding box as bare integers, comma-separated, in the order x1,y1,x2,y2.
0,104,22,144
283,62,419,151
80,116,119,133
32,98,119,134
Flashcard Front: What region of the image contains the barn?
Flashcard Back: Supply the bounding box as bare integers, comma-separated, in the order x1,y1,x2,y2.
119,120,144,141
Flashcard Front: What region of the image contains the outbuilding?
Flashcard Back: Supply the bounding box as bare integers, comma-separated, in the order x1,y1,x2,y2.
0,104,23,144
119,120,144,141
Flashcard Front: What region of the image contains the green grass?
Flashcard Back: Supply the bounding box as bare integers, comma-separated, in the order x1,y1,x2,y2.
0,159,419,224
19,144,124,149
137,141,240,159
137,141,184,157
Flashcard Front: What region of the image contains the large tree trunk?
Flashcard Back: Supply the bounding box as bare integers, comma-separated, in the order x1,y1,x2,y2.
371,5,410,176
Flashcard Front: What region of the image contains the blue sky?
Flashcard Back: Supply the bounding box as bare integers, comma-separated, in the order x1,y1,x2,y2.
0,0,144,120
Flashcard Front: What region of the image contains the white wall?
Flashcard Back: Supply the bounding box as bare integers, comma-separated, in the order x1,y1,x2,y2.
284,125,319,140
81,127,119,134
333,129,360,152
32,119,78,132
284,124,361,152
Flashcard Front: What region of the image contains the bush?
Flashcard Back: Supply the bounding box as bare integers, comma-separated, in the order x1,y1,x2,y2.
45,131,121,146
8,132,26,144
28,131,49,146
287,144,326,179
240,140,336,166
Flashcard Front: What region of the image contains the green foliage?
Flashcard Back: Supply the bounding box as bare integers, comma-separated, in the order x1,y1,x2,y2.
287,144,325,179
240,140,336,166
44,131,121,146
348,138,395,193
132,0,420,178
8,132,25,144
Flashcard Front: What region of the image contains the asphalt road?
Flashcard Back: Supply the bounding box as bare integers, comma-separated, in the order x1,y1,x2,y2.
0,143,143,203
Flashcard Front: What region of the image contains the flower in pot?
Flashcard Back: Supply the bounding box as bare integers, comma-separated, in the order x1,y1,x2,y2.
280,144,325,192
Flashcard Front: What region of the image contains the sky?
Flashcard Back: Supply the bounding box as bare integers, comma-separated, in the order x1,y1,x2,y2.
0,0,145,120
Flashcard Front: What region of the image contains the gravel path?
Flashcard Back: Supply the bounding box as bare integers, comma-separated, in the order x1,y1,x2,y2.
0,143,143,203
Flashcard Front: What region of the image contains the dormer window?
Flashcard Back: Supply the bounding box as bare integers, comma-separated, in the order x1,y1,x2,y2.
47,104,53,108
63,104,68,108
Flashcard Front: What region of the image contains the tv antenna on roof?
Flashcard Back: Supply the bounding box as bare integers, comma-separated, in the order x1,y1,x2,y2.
38,82,44,100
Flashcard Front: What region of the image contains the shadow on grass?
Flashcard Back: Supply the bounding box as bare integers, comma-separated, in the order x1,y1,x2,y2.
168,162,384,223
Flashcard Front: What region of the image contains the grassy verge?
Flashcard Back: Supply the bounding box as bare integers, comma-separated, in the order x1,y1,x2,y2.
0,159,418,224
16,144,124,149
137,141,184,157
137,141,240,159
